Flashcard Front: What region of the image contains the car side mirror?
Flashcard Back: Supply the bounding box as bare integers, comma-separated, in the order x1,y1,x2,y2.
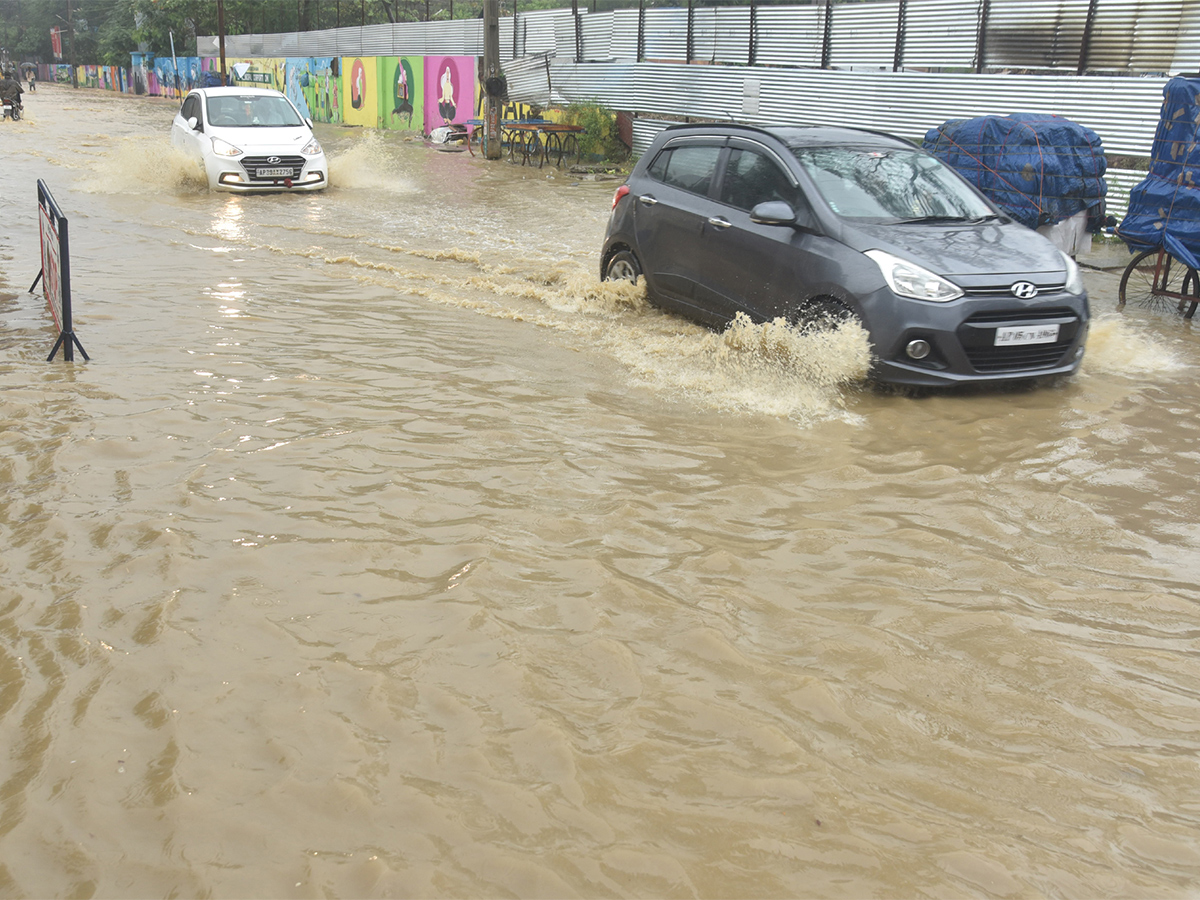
750,200,796,225
187,115,200,131
751,199,819,233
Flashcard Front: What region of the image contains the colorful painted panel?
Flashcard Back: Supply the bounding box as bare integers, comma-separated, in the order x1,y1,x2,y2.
227,58,284,91
342,57,378,129
300,58,342,124
379,57,424,132
423,56,476,134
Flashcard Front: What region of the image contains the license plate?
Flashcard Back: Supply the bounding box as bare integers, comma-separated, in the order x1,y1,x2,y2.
256,167,293,178
994,324,1059,346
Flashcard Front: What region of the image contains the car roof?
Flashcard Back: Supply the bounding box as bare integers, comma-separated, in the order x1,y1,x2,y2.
658,122,916,151
192,86,285,98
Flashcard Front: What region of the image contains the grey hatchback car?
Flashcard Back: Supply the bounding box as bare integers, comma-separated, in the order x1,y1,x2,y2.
600,123,1089,388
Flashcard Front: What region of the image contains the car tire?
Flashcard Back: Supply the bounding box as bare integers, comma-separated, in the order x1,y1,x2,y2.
604,250,642,284
790,297,858,332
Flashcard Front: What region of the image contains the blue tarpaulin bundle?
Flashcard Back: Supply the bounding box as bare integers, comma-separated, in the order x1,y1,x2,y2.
1118,76,1200,270
921,113,1107,231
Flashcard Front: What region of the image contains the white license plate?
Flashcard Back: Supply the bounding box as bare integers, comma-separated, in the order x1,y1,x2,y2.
994,324,1059,346
256,167,293,178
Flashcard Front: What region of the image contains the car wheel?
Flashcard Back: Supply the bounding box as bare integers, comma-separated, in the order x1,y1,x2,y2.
791,297,859,332
605,250,642,284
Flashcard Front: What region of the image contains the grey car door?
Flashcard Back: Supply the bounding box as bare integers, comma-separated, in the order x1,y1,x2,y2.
698,143,831,323
632,141,726,324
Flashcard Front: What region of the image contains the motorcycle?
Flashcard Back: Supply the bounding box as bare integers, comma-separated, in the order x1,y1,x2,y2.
2,97,21,121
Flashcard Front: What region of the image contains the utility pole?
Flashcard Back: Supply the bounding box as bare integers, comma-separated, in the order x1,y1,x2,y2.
483,0,502,159
68,0,76,87
218,0,228,85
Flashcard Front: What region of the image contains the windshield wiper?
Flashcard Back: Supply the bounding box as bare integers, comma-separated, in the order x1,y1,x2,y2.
894,214,979,224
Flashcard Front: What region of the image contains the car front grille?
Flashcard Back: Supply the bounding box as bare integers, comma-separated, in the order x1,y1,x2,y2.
958,307,1081,373
962,282,1067,298
241,155,306,181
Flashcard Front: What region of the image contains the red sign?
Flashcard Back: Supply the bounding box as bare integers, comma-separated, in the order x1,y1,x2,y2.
51,26,63,59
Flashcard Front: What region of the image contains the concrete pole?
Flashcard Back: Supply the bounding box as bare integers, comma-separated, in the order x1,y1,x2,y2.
218,0,228,85
483,0,502,159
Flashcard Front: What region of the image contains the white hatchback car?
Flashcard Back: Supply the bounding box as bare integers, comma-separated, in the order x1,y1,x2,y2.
171,86,328,192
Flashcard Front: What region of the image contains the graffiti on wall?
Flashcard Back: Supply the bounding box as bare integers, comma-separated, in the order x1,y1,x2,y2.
79,52,479,138
424,56,475,134
341,57,377,129
382,57,422,130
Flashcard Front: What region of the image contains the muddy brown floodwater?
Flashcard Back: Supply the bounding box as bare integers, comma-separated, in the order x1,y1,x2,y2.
2,85,1200,898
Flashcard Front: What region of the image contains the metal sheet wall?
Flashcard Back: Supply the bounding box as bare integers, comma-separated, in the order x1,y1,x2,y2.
205,1,1193,75
985,0,1091,71
641,8,690,62
753,6,825,69
901,0,980,70
552,61,1165,158
830,1,900,69
580,12,613,62
712,8,753,66
610,10,641,61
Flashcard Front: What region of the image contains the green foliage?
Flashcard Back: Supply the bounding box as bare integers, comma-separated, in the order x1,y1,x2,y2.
561,101,628,163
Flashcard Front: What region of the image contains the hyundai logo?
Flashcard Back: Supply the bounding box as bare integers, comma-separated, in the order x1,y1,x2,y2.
266,156,281,165
1011,281,1039,299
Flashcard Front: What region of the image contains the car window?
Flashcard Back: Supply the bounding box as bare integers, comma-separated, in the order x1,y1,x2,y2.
206,94,303,128
791,147,993,221
648,145,721,197
719,148,795,211
181,94,200,122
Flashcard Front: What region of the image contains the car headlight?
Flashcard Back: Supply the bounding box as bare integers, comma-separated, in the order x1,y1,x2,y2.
1061,251,1085,295
300,137,322,156
864,249,964,302
210,136,243,158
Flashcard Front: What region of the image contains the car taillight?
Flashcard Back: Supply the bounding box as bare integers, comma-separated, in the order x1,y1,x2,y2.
611,184,630,211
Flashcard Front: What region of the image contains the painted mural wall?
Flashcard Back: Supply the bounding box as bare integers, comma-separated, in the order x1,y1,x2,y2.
199,54,473,133
51,53,480,137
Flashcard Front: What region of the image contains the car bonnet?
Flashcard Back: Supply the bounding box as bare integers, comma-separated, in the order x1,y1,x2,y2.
207,124,316,152
843,219,1067,280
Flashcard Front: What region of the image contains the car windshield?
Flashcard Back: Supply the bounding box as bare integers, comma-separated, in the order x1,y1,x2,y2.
206,94,303,128
790,146,994,223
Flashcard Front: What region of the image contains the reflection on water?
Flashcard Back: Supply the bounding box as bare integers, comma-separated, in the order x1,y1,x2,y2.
2,85,1200,898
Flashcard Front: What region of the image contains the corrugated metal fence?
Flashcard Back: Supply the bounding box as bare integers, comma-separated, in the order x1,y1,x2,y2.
206,0,1200,74
204,0,1179,217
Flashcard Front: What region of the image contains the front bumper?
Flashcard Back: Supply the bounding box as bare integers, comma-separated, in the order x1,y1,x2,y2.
206,153,328,192
860,286,1090,387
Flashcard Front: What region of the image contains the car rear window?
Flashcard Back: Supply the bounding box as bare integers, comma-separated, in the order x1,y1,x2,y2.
791,147,992,222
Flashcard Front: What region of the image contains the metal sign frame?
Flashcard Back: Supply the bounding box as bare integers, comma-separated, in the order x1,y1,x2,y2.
32,179,89,362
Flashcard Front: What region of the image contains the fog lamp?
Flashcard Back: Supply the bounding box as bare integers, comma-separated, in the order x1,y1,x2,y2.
906,339,932,360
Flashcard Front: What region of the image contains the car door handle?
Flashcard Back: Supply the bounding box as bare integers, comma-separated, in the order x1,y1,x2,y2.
707,217,731,229
639,195,658,206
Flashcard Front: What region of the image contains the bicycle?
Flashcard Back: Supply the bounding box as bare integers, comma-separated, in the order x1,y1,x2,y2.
1118,246,1199,319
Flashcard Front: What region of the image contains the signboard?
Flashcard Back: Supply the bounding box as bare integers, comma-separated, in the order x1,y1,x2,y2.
51,26,63,60
33,180,88,362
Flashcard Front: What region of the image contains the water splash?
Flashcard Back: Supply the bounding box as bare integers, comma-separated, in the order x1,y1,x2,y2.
612,311,871,420
1082,313,1187,375
81,136,207,194
326,131,419,194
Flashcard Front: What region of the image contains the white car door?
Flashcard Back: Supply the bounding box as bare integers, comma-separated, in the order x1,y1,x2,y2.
171,93,205,160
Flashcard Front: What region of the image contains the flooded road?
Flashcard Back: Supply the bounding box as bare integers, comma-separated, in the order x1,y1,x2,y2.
2,86,1199,898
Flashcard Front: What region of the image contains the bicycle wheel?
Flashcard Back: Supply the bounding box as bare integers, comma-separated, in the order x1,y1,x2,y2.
1118,248,1197,312
1182,270,1199,319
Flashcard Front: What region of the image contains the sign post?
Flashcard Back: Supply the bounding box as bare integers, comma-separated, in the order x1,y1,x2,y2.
31,180,89,362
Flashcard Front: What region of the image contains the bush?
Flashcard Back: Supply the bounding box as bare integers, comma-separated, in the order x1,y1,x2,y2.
561,101,628,163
